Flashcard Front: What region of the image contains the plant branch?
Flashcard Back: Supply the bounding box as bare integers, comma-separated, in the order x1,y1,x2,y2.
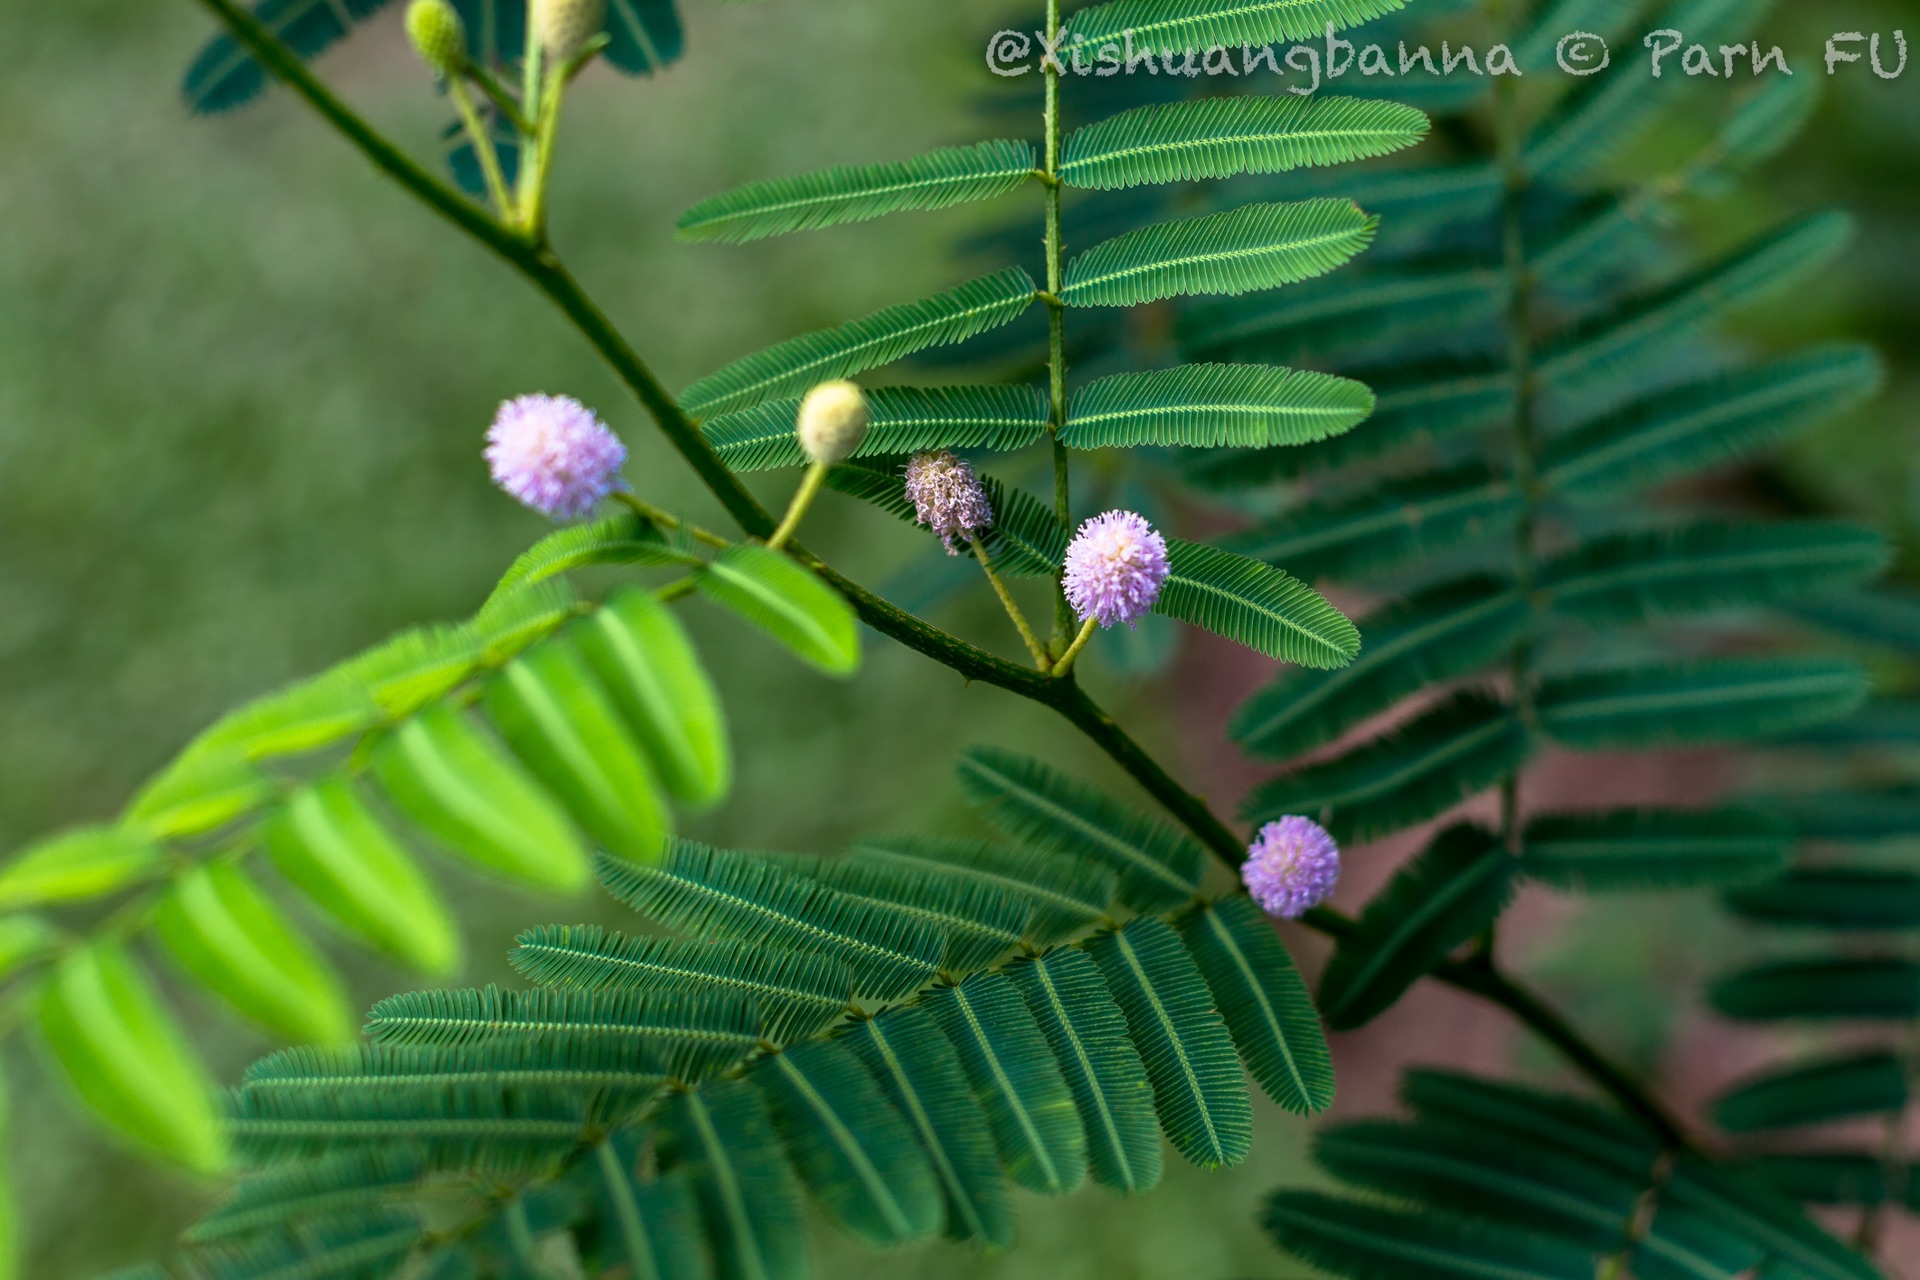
189,0,1694,1156
1041,0,1075,657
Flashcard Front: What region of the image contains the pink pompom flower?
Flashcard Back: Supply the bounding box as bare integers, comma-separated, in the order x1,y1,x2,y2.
1062,510,1170,629
1242,816,1341,919
485,394,627,521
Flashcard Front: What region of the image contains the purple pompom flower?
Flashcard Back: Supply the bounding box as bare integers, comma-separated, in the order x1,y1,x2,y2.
485,394,627,521
1063,510,1170,629
1242,816,1341,920
904,450,993,554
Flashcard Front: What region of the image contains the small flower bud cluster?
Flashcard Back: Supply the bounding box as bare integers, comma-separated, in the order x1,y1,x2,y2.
532,0,607,65
485,394,626,521
796,381,870,466
405,0,468,78
904,450,994,554
1242,816,1341,920
1062,510,1170,629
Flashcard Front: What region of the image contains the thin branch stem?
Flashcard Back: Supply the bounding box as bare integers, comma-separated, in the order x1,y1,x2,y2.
612,491,730,549
188,0,1693,1152
767,463,828,551
447,78,513,219
971,538,1050,669
462,60,531,134
1050,616,1099,679
1041,0,1074,658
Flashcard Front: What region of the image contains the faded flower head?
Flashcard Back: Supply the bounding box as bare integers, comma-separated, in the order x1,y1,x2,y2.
1063,510,1170,628
532,0,606,65
405,0,467,77
1242,816,1341,920
796,380,870,466
904,450,994,555
485,394,626,520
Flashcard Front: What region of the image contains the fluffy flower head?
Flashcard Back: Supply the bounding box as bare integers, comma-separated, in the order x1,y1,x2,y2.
485,394,626,521
1063,510,1170,628
904,450,993,554
1242,816,1341,920
796,380,870,466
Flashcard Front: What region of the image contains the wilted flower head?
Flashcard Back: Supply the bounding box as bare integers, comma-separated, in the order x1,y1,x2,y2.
904,450,993,554
485,394,626,521
1063,510,1170,628
1242,816,1340,920
796,380,870,466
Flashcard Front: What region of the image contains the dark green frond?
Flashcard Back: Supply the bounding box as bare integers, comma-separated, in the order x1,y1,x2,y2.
767,853,1032,975
189,1148,429,1242
1067,0,1412,53
1713,1051,1909,1134
1540,522,1889,623
588,1141,711,1280
1790,587,1920,654
846,835,1117,945
1319,825,1513,1031
753,1040,941,1245
848,1005,1013,1243
1179,265,1504,361
1538,214,1855,390
1156,539,1360,667
1241,693,1529,845
1540,345,1884,501
362,986,759,1081
677,140,1037,243
1536,659,1869,750
703,385,1048,471
1232,577,1527,760
509,926,854,1043
1725,869,1920,931
1085,916,1252,1170
1063,363,1374,450
1737,1152,1920,1210
1743,787,1920,843
187,1210,424,1280
1062,200,1377,308
1520,809,1790,892
597,842,946,999
1004,948,1162,1193
955,746,1203,911
680,267,1038,416
1401,1069,1659,1178
1177,895,1333,1115
923,971,1088,1196
1263,1190,1596,1280
1708,958,1920,1023
846,1007,1015,1247
1216,465,1520,582
1060,96,1428,190
658,1081,808,1280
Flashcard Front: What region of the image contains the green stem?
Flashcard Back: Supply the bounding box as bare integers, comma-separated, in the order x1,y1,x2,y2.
1041,0,1074,657
1049,616,1099,679
447,77,514,221
462,60,532,136
189,0,1691,1151
972,537,1050,670
612,491,730,550
517,72,567,239
767,462,828,551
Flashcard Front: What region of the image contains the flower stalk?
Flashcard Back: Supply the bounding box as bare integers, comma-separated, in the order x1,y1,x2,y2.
971,538,1051,670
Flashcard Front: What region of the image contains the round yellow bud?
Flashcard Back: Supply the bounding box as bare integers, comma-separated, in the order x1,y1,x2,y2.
404,0,467,78
531,0,608,66
796,380,871,466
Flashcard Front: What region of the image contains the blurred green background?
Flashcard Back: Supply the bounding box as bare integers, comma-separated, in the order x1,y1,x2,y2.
1,0,1914,1276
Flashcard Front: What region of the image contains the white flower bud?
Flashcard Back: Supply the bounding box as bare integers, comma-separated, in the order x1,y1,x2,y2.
405,0,468,78
531,0,607,66
796,380,871,466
